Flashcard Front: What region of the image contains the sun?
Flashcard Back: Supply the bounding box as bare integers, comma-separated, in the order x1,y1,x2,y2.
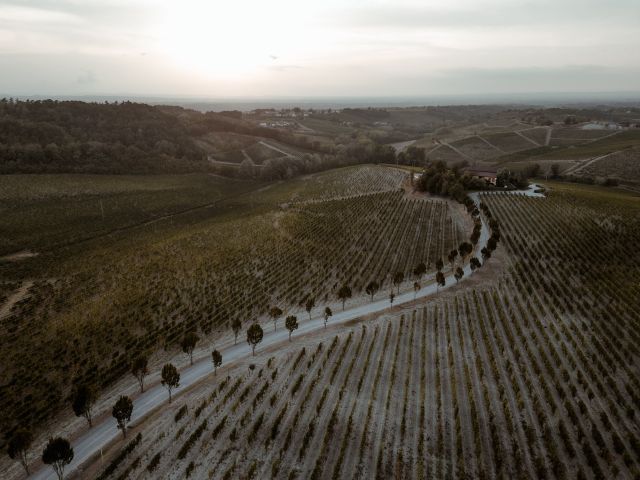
153,1,311,78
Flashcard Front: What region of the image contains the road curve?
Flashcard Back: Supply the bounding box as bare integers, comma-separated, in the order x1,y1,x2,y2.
30,184,544,480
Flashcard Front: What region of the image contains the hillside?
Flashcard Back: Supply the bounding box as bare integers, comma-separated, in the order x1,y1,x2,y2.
10,179,638,480
0,100,208,174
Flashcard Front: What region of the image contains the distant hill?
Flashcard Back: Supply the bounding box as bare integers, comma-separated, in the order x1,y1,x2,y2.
0,99,213,174
0,99,338,175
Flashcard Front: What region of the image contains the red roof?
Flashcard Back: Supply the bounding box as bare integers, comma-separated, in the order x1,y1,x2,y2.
465,167,497,177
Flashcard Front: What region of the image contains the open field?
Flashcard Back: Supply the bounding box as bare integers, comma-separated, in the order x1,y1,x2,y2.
576,147,640,183
534,130,640,161
0,165,468,450
0,174,261,256
66,181,640,480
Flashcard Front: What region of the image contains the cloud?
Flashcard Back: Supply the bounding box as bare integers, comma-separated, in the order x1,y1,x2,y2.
267,64,303,72
335,0,639,30
0,0,638,97
77,70,97,85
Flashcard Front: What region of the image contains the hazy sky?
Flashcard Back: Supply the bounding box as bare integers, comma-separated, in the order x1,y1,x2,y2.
1,0,639,98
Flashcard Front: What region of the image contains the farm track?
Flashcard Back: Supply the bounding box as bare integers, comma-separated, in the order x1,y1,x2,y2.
0,280,33,319
514,129,541,146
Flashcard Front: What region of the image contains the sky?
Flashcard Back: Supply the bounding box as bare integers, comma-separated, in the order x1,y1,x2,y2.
0,0,639,99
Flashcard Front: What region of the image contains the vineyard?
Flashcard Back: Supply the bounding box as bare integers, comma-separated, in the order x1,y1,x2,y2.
78,181,640,480
576,147,640,183
0,165,468,447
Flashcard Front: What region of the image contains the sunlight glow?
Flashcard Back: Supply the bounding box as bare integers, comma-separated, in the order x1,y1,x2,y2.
154,1,317,78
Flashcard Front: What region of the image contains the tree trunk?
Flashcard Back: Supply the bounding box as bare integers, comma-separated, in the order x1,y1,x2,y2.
20,453,29,475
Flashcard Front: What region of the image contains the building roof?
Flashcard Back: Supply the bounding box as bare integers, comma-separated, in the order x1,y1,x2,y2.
465,166,498,177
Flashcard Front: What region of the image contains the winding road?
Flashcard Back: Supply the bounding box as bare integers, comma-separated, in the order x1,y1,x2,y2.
29,184,544,480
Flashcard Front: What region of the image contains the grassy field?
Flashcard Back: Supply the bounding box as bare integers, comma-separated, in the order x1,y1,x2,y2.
84,181,640,480
0,174,261,256
536,130,640,160
0,165,469,445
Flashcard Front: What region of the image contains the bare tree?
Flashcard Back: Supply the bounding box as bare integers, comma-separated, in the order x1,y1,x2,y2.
131,355,149,393
112,396,133,438
231,319,242,345
285,315,299,341
181,331,199,366
247,323,264,355
393,271,404,294
413,262,427,280
323,307,332,329
337,284,352,310
161,363,180,403
455,267,464,283
305,297,315,321
447,249,458,270
365,280,379,301
72,384,96,428
269,306,283,332
211,349,222,375
8,428,32,475
42,437,73,480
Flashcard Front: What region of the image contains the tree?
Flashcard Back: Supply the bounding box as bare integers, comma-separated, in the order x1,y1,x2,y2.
161,363,180,403
392,271,404,294
447,250,458,270
435,258,444,271
42,437,73,480
131,355,149,393
436,271,446,291
413,281,420,298
247,323,264,355
389,292,395,306
305,297,315,321
181,331,199,366
481,247,491,262
470,257,481,271
211,349,222,375
487,237,498,251
72,384,96,428
551,163,560,177
337,284,352,310
323,307,332,329
269,306,283,332
231,319,242,345
413,262,426,279
112,395,133,439
365,280,379,301
455,267,464,283
285,315,299,341
8,428,33,475
458,242,473,263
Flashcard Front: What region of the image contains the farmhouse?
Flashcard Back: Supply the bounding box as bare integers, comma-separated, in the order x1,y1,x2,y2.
465,166,498,185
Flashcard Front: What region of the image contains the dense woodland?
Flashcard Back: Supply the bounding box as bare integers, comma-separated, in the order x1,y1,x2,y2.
0,99,209,174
